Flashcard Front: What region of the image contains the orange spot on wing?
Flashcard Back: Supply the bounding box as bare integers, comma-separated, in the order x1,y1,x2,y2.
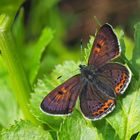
61,87,67,93
92,99,114,116
94,48,101,53
115,72,127,94
94,40,105,54
99,40,104,46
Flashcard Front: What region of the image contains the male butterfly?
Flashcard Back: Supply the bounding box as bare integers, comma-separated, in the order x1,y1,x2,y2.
40,23,131,120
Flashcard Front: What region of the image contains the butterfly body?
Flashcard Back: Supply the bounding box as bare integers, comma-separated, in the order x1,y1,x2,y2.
79,64,96,81
40,23,131,120
79,64,116,98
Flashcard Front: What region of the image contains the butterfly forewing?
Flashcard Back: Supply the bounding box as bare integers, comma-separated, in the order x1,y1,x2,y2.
80,82,115,120
97,63,131,95
88,24,120,69
40,75,80,115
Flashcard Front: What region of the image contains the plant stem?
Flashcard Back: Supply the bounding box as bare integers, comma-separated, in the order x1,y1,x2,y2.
0,14,37,124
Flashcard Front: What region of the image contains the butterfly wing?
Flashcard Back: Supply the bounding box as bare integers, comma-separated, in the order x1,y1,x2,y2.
80,82,115,120
88,24,120,69
97,63,131,95
40,75,81,115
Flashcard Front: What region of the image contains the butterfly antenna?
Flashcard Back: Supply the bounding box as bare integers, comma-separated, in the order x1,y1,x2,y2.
80,38,84,65
94,16,101,27
57,40,83,80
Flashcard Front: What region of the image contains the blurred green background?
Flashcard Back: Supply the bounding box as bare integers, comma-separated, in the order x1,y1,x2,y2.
0,0,140,140
1,0,140,74
14,0,140,74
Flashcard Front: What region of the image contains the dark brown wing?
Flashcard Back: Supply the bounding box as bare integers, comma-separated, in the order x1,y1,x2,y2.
40,75,81,115
88,24,120,69
97,63,131,95
80,82,115,120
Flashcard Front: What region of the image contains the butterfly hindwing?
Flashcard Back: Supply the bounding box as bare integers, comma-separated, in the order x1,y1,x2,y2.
80,82,115,120
97,63,131,95
88,24,120,68
40,75,81,115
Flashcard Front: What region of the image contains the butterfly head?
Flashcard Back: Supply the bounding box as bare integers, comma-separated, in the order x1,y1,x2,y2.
79,64,95,80
79,64,86,69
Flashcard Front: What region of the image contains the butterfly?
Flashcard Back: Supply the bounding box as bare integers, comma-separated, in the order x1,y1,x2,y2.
40,23,131,120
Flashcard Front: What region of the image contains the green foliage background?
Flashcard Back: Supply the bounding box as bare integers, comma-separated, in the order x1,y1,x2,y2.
0,0,140,140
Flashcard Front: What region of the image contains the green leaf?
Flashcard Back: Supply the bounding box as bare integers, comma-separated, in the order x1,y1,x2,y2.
50,61,80,82
28,27,54,84
84,36,94,63
30,61,80,130
0,0,24,14
0,120,53,140
0,70,21,128
0,55,20,129
0,14,37,123
12,8,25,50
132,22,140,72
123,36,134,61
58,110,101,140
94,120,119,140
136,133,140,140
0,14,14,31
117,29,137,79
106,80,140,140
26,0,59,37
118,30,134,60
